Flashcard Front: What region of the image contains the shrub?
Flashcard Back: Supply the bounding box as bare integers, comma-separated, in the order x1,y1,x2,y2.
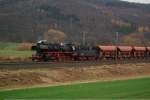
17,42,32,51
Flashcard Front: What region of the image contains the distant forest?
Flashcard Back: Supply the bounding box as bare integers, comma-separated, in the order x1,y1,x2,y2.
0,0,150,45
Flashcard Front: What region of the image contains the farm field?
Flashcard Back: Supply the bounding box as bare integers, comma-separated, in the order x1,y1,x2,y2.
0,77,150,99
0,42,150,99
0,42,32,61
0,50,32,58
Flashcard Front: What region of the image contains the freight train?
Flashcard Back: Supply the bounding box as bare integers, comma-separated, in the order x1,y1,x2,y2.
31,40,150,62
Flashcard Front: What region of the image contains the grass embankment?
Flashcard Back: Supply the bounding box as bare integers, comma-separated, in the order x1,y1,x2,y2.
0,50,32,58
0,42,32,60
0,77,150,99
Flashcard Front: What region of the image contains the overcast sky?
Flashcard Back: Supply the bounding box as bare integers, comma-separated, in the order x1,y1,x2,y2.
121,0,150,4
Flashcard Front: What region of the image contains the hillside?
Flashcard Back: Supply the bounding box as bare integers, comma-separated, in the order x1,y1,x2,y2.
0,0,150,45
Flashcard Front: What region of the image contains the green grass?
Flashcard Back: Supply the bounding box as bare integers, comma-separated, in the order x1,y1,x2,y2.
0,42,19,50
0,78,150,99
0,50,32,57
0,42,32,58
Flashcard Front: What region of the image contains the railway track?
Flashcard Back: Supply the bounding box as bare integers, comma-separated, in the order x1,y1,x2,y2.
0,59,150,69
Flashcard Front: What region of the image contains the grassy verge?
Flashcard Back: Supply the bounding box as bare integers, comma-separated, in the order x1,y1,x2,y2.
0,77,150,99
0,50,32,58
0,42,19,50
0,42,32,58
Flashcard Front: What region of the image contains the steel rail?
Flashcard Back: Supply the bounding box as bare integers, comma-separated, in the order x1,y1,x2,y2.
0,59,149,70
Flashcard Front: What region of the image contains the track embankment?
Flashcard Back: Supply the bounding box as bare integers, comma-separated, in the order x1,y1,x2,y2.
0,62,150,90
0,59,149,69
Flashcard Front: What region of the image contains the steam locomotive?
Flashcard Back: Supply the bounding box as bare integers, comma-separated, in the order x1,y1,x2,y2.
31,40,150,62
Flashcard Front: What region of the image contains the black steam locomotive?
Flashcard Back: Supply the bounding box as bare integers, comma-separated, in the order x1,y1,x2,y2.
32,40,98,61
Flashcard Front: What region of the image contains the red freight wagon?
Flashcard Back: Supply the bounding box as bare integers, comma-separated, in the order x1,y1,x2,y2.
117,46,133,59
133,46,146,58
97,46,117,59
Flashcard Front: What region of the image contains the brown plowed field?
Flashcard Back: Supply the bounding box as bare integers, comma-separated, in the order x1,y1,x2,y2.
0,63,150,90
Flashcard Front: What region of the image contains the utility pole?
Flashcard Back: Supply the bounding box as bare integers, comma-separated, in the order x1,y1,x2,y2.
82,31,86,45
70,18,73,31
115,32,119,64
70,18,73,42
116,32,119,45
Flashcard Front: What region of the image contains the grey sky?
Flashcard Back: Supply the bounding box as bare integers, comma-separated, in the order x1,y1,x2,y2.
121,0,150,4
